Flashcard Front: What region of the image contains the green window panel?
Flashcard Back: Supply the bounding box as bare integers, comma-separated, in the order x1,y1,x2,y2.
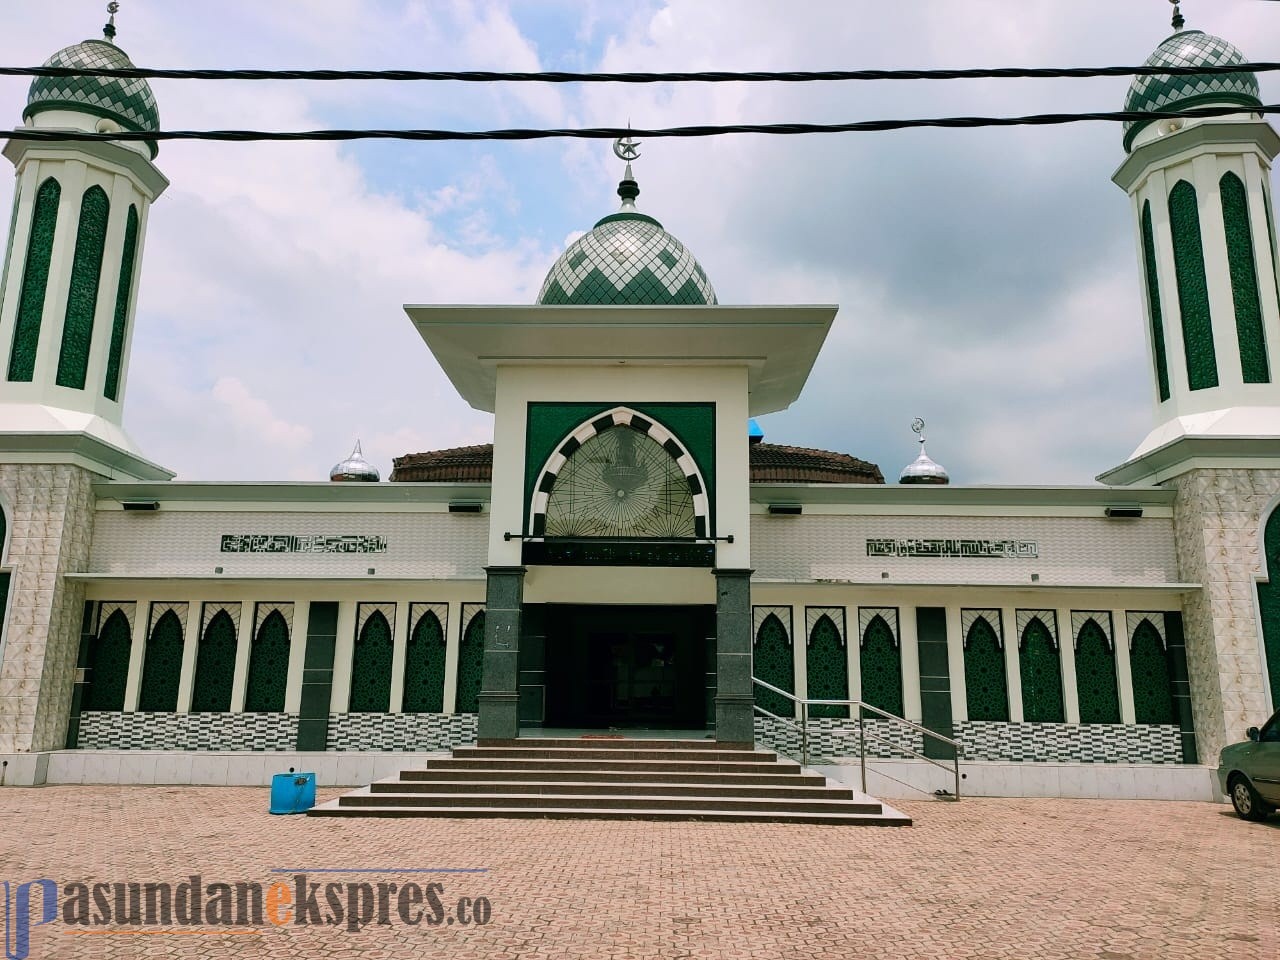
1220,173,1271,383
403,611,446,713
7,177,61,382
455,611,485,714
806,614,848,719
55,186,110,390
1141,201,1172,402
1257,508,1280,706
244,610,289,712
190,610,236,713
753,613,794,718
860,615,903,719
1018,617,1064,723
964,617,1009,722
137,610,183,712
85,609,131,711
349,611,394,713
103,204,139,401
1168,180,1219,391
1130,619,1176,725
1074,620,1121,724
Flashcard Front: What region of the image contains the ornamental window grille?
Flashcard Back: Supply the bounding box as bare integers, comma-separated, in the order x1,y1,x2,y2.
55,185,110,390
7,177,60,382
1220,172,1271,383
403,610,447,713
85,609,131,711
137,609,184,712
1074,618,1121,724
1141,200,1172,401
349,610,394,713
753,612,793,718
1168,179,1219,391
1129,618,1177,725
1018,615,1065,723
1261,506,1280,706
806,613,848,719
860,614,903,719
104,204,139,401
244,610,289,712
455,609,485,713
963,614,1009,722
191,610,237,713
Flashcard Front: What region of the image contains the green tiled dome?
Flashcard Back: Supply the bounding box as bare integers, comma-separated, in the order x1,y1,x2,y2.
24,40,160,158
1123,31,1261,152
537,211,717,306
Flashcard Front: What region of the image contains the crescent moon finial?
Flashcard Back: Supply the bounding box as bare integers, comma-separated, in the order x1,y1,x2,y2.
613,136,642,162
911,417,926,437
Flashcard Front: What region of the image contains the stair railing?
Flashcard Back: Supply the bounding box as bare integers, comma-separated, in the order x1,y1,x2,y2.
752,676,963,801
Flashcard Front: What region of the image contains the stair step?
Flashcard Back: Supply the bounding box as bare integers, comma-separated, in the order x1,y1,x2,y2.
369,779,853,800
337,790,882,815
480,738,732,750
397,768,829,787
454,746,774,762
426,757,799,774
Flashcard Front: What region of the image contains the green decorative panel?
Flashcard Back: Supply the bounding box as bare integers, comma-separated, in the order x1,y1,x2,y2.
403,611,446,713
1141,201,1172,402
1130,620,1176,725
1168,180,1219,391
1018,617,1064,723
455,610,485,713
191,611,236,713
137,610,183,712
1264,184,1280,311
1257,508,1280,706
104,205,139,401
55,186,110,390
859,615,903,718
86,610,131,711
753,613,793,717
806,614,848,719
1220,173,1271,383
963,617,1009,722
1075,620,1121,724
7,177,60,382
349,610,393,712
244,610,290,712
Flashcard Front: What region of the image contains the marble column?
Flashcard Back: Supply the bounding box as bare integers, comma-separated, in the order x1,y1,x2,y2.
714,568,754,745
478,566,525,742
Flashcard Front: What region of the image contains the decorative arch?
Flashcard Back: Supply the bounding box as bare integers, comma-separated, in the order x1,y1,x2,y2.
56,184,110,390
805,609,848,719
8,176,61,383
455,605,485,713
1018,615,1064,723
529,407,711,540
245,609,289,712
137,609,184,712
349,609,393,712
859,612,903,719
191,609,237,713
1256,496,1280,707
85,608,131,711
752,610,793,718
403,608,447,713
1074,614,1121,724
1168,179,1219,391
1129,617,1176,725
963,612,1009,722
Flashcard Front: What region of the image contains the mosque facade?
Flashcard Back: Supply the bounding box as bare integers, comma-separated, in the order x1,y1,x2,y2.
0,11,1277,798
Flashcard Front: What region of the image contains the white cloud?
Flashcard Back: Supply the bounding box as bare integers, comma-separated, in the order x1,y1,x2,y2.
211,376,313,450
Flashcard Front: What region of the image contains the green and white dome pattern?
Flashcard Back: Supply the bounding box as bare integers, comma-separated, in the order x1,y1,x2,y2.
25,40,160,156
537,212,717,306
1123,31,1261,151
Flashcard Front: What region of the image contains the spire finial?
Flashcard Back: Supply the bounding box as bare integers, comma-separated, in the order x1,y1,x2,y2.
613,133,642,210
104,2,120,43
1170,0,1185,31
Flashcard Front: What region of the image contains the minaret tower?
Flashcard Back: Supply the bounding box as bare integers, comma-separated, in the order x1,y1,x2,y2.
0,2,169,477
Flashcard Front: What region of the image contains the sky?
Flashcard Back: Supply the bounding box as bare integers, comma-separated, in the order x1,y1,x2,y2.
1,0,1278,485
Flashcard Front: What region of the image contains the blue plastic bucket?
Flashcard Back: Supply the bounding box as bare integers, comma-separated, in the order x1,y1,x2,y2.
269,771,316,814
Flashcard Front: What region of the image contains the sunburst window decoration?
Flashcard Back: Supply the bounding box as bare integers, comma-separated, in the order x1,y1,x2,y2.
531,407,710,540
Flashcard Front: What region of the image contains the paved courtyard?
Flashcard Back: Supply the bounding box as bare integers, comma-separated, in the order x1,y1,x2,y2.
0,786,1274,959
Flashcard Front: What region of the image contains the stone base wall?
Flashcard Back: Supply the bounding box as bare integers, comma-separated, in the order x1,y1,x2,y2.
956,720,1182,764
755,715,923,762
326,712,478,751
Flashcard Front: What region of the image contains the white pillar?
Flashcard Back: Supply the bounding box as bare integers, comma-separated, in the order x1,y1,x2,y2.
1113,607,1137,724
329,601,357,713
230,603,255,712
122,598,151,712
389,600,410,713
790,604,807,704
945,605,967,723
442,602,463,714
1058,607,1081,724
898,605,922,724
175,601,200,713
1002,606,1022,722
283,600,310,714
846,606,860,706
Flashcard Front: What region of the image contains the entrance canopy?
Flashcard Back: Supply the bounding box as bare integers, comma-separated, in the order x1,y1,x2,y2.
404,304,837,417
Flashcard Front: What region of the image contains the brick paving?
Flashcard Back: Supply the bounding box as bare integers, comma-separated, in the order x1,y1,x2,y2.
0,786,1275,959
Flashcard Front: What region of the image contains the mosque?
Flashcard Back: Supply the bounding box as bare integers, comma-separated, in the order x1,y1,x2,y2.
0,4,1276,800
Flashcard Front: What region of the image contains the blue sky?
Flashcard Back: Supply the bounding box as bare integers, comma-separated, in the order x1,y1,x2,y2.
2,0,1279,483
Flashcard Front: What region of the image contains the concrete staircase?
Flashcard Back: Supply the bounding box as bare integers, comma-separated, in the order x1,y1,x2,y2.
309,737,911,825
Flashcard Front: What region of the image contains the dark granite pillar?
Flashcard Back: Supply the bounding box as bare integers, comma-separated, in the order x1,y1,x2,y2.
478,566,525,743
296,601,338,751
64,600,96,749
916,607,956,761
714,568,754,746
518,604,546,726
1164,611,1199,764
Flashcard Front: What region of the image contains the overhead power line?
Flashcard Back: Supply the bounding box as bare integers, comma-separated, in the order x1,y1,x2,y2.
5,102,1277,146
2,62,1279,84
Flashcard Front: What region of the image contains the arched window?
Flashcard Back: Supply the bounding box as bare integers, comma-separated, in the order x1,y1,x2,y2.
1018,617,1064,723
85,609,131,711
860,615,903,718
1141,200,1171,401
56,185,110,390
753,613,793,717
1074,618,1120,724
8,177,60,382
244,610,289,712
137,610,183,712
349,610,393,713
1168,179,1219,391
1220,172,1271,383
191,610,236,713
1130,618,1176,725
1261,505,1280,706
964,616,1009,722
403,611,446,713
104,204,140,401
806,614,848,719
455,610,485,713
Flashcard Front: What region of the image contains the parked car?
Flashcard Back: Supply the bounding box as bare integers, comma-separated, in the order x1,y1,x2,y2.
1218,708,1280,821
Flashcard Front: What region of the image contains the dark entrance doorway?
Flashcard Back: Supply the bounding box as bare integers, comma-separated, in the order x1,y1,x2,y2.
543,604,713,729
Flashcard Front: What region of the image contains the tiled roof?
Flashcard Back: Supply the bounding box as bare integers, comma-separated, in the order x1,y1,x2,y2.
391,442,883,485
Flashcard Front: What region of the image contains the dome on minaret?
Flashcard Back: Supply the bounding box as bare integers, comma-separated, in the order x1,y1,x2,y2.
898,419,950,486
536,140,717,306
1123,30,1261,152
24,39,160,158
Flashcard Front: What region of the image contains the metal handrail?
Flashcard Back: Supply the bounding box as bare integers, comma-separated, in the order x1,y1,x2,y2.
751,676,963,800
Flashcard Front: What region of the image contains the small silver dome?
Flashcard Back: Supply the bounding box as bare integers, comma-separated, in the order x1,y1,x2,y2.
899,419,949,485
330,441,380,482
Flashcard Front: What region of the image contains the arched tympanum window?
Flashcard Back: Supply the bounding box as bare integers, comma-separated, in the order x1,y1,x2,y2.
964,616,1009,722
137,610,183,712
455,610,485,713
1075,618,1120,724
244,610,289,712
1019,616,1064,723
403,611,447,713
860,615,903,719
85,609,131,711
191,610,236,713
753,613,793,717
806,614,848,719
1130,618,1176,725
349,610,393,713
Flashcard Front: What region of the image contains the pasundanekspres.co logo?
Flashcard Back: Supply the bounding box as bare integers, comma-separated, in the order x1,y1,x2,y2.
4,870,492,959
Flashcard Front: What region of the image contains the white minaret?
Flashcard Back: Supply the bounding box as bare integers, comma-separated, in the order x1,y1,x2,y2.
0,4,169,478
1104,6,1280,483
